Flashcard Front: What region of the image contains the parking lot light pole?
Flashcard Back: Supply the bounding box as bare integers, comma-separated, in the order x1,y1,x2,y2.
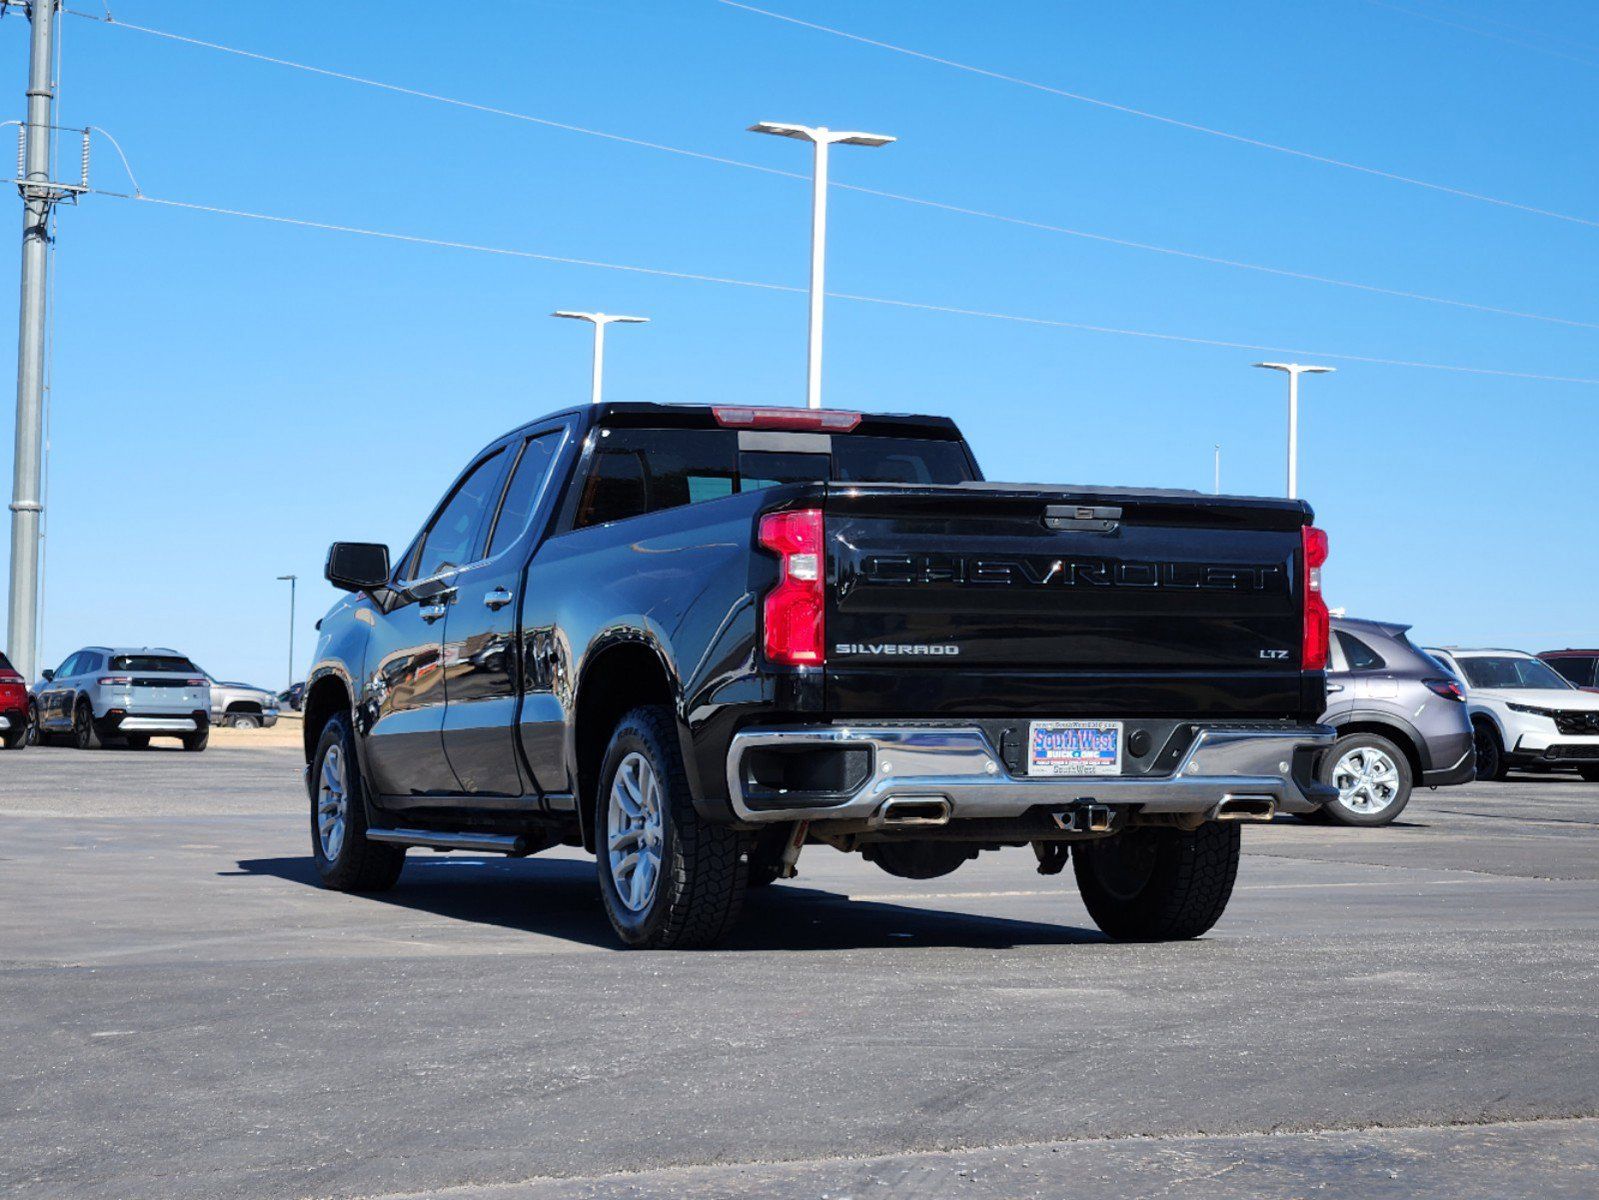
1253,362,1335,499
551,312,649,406
276,574,297,690
747,122,895,410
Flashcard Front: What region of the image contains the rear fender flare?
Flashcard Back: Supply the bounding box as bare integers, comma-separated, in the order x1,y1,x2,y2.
1329,709,1429,772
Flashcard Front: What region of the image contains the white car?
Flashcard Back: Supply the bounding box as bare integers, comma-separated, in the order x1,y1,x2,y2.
1425,648,1599,782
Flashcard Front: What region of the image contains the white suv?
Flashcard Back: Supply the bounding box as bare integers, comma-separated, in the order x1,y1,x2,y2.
1426,648,1599,782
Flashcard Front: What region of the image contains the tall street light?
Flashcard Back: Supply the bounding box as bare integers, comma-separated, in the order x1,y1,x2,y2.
748,122,895,410
276,574,297,691
1254,362,1335,498
551,311,649,406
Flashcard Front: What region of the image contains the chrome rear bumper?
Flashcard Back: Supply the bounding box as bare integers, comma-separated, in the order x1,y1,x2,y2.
726,722,1336,825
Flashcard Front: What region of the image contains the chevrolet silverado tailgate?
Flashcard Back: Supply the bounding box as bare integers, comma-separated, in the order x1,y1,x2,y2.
824,482,1323,717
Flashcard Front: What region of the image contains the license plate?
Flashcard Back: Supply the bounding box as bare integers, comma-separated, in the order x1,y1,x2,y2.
1028,720,1123,777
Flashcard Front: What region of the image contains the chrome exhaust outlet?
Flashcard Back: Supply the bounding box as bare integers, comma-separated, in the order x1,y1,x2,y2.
1052,805,1115,833
1213,795,1276,822
876,797,953,827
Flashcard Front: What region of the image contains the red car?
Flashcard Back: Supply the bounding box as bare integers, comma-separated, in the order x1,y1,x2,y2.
1539,649,1599,694
0,650,28,750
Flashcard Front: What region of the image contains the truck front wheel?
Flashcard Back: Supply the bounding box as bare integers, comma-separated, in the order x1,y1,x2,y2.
596,706,746,949
310,713,405,892
1073,822,1240,941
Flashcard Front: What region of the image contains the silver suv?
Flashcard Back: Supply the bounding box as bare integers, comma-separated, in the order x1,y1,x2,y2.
33,646,211,751
1313,619,1475,825
1426,648,1599,782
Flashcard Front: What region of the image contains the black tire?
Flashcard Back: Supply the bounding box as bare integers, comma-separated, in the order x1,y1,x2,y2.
1,719,25,749
228,713,261,730
1579,766,1599,783
182,723,210,752
595,706,746,949
71,700,99,750
1474,721,1507,781
1073,822,1240,942
1318,732,1414,827
310,712,405,892
26,701,40,746
125,734,151,751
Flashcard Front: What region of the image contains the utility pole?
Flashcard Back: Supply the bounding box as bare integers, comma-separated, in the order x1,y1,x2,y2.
276,574,297,689
1213,444,1221,495
6,0,59,683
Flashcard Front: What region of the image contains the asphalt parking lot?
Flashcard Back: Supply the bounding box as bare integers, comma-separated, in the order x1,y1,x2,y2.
3,743,1597,1199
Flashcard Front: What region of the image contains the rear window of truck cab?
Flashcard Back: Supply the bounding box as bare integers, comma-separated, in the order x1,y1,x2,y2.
574,427,975,529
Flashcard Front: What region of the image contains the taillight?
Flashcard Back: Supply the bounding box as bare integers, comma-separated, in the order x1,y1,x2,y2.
758,508,825,666
1424,678,1466,702
1301,525,1329,671
98,676,133,686
714,406,861,432
0,670,21,685
185,678,206,687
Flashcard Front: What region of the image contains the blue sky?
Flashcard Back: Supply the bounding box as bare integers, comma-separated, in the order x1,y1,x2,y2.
2,0,1596,686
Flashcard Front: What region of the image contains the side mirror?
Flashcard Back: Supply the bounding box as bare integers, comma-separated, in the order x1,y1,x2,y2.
40,669,54,683
325,541,391,593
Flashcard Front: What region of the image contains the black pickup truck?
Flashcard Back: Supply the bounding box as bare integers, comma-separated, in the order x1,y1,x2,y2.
305,402,1335,948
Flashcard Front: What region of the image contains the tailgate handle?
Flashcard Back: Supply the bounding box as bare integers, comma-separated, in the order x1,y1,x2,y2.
1043,504,1121,533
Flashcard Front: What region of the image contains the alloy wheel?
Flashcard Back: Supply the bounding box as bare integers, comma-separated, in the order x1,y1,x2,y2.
317,743,349,862
1332,746,1401,814
607,751,664,913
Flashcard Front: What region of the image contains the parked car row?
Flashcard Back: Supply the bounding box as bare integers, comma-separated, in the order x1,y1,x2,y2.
1306,620,1599,827
0,644,282,751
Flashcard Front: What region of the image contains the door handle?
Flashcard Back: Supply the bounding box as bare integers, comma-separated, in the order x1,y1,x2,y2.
483,587,513,611
420,603,447,624
1326,684,1345,694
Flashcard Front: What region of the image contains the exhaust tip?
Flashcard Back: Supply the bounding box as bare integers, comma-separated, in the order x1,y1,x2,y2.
1214,795,1276,822
877,797,952,827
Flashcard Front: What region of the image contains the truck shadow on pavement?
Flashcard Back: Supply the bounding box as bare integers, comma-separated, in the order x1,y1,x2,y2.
229,855,1106,951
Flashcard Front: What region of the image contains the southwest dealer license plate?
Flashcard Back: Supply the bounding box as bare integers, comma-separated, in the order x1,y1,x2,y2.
1027,720,1123,777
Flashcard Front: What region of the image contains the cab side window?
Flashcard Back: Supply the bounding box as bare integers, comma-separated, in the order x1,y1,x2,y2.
410,450,506,580
1336,632,1385,671
485,432,564,558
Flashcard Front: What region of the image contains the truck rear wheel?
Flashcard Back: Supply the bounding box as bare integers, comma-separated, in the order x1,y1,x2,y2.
596,706,746,949
1072,822,1240,941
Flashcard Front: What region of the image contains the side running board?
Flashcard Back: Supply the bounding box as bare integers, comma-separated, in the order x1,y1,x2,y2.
366,827,528,855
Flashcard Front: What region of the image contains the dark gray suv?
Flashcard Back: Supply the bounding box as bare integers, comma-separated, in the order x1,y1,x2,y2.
1313,618,1475,825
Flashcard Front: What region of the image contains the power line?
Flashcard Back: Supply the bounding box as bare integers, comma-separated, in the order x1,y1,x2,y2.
1361,0,1599,66
714,0,1599,230
91,188,1599,386
60,6,1599,332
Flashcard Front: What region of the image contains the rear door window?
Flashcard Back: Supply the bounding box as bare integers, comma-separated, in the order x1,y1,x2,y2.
1335,632,1385,671
485,432,564,558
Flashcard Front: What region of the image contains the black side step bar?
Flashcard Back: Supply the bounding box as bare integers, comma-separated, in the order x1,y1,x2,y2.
366,828,528,855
